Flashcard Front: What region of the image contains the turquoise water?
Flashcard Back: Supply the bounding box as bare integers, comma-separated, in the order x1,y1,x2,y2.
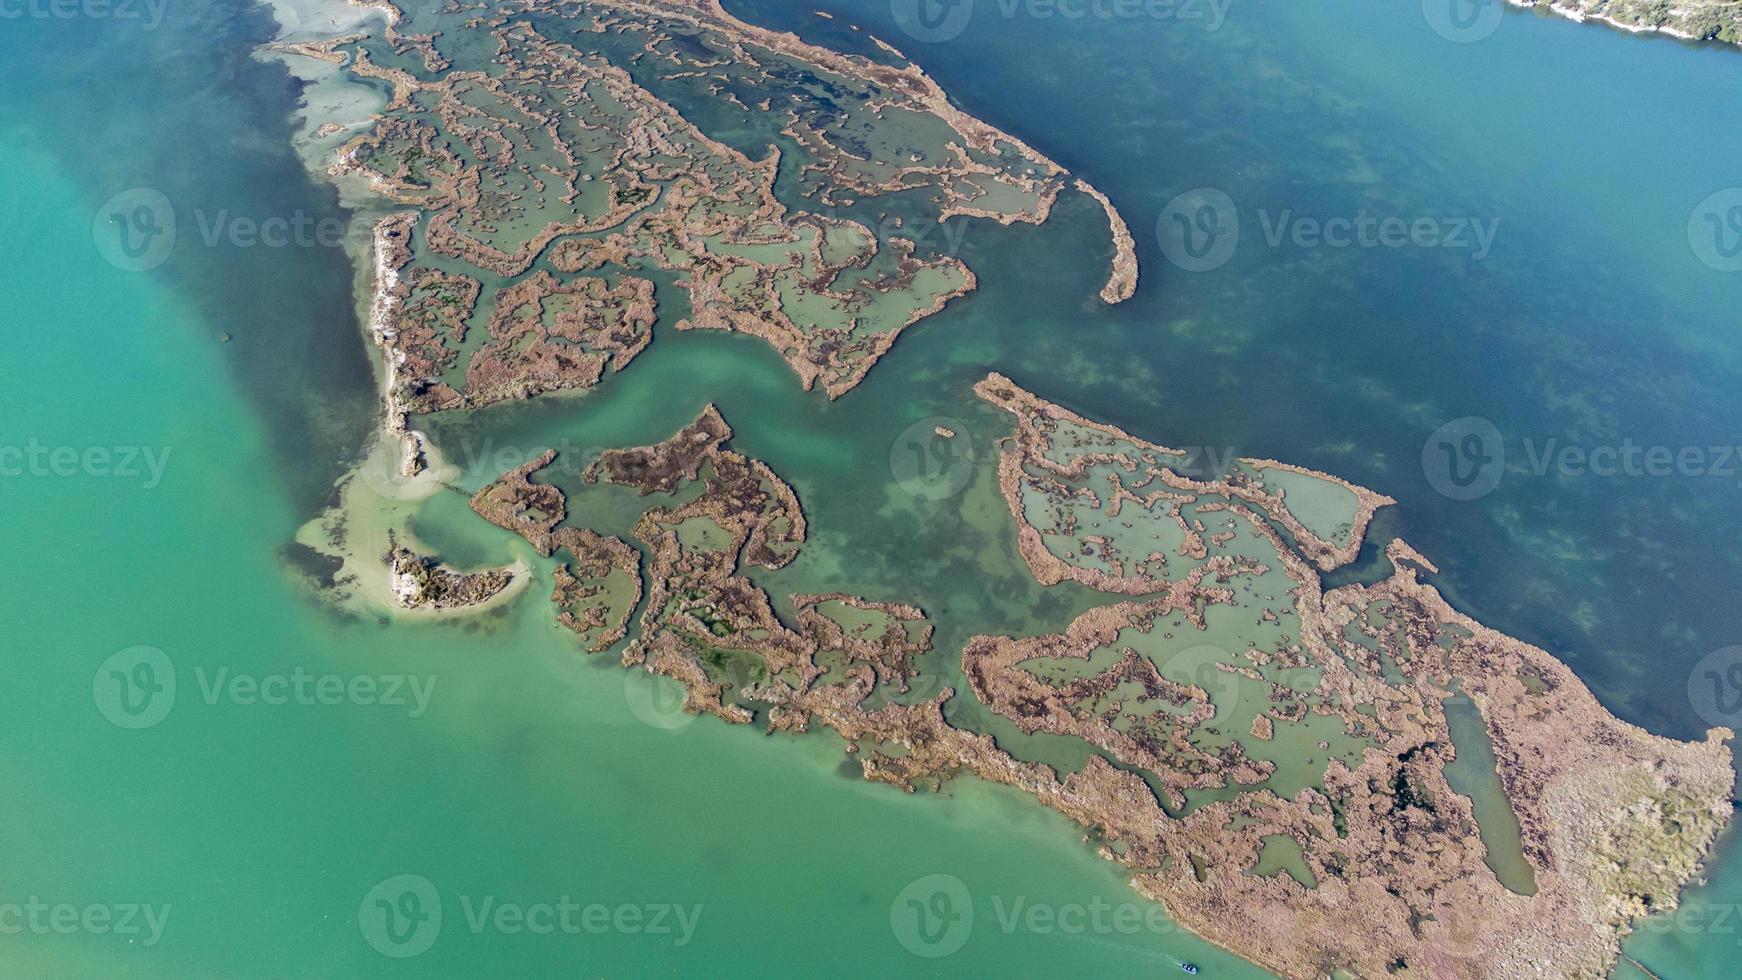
6,0,1742,975
0,135,1254,975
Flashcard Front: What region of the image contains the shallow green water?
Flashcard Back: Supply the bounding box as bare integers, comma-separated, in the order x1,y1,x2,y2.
0,131,1254,976
7,0,1742,975
1442,694,1538,897
1250,835,1316,890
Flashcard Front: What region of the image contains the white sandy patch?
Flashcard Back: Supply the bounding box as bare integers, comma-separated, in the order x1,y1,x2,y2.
295,432,532,620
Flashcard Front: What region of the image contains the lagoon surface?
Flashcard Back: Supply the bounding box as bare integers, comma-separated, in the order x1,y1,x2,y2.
5,0,1742,974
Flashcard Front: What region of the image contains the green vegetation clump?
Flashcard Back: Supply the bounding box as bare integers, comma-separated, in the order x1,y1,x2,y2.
1587,768,1727,916
1524,0,1742,42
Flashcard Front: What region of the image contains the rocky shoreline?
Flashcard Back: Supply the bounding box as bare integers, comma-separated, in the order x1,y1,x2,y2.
385,545,518,611
1075,179,1138,304
1507,0,1742,45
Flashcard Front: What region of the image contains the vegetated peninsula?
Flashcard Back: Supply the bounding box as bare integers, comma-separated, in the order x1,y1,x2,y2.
969,375,1732,977
285,0,1135,449
1510,0,1742,43
460,375,1733,978
271,2,1731,976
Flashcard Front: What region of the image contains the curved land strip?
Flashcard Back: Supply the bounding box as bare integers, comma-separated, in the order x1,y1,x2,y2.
461,385,1731,978
1509,0,1742,43
977,371,1393,585
1075,179,1138,303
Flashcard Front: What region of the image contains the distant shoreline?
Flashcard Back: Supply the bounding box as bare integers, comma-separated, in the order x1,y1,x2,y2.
1504,0,1740,47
